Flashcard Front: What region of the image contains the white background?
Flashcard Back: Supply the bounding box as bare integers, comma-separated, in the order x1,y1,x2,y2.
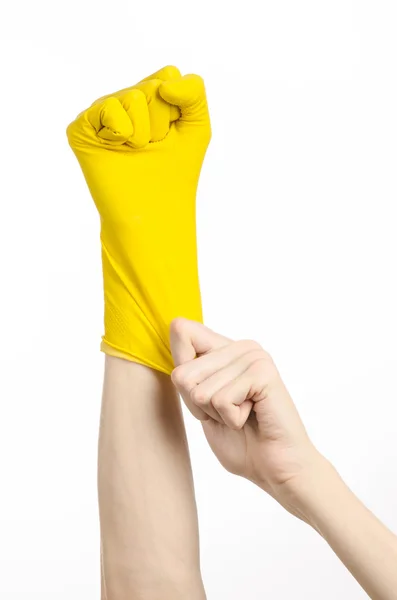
1,1,397,598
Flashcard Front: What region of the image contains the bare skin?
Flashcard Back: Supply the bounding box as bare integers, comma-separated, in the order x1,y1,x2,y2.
170,317,397,600
98,356,206,600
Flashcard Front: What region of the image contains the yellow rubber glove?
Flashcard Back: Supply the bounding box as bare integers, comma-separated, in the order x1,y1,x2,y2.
66,66,211,374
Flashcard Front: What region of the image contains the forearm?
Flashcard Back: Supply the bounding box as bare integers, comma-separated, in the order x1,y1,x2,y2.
289,456,397,600
98,356,206,600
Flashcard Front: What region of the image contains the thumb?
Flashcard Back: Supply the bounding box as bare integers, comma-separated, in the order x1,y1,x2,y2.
170,318,230,367
159,74,209,125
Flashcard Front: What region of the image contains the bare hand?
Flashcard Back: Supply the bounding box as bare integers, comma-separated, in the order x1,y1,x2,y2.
170,318,323,512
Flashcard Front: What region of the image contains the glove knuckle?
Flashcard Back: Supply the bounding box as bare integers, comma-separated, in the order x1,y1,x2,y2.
103,96,121,111
163,65,181,79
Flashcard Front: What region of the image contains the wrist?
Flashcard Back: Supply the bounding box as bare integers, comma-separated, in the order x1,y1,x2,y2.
281,453,343,528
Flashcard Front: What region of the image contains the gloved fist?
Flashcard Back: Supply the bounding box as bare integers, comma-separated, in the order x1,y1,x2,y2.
67,66,211,374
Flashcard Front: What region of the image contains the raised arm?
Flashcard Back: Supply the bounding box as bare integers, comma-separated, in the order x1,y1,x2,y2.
98,357,205,599
66,66,211,600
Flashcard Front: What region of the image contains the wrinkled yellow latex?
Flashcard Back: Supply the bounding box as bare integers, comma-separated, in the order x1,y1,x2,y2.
67,66,211,374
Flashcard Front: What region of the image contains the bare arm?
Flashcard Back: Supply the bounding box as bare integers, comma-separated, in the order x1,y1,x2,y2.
98,356,206,600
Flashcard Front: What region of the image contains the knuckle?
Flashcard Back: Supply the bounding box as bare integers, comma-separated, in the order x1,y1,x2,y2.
123,88,145,103
247,344,273,364
104,96,121,111
245,348,268,364
247,357,269,378
238,339,263,353
230,421,244,431
195,74,205,88
190,386,207,406
164,65,181,78
211,392,226,410
247,355,278,387
261,351,277,373
262,348,274,363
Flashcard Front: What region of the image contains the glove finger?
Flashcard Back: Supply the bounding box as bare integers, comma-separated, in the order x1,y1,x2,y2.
140,65,181,83
96,66,181,108
88,97,134,144
139,78,180,123
159,74,209,125
67,97,133,147
139,66,181,122
133,78,177,142
120,89,150,149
